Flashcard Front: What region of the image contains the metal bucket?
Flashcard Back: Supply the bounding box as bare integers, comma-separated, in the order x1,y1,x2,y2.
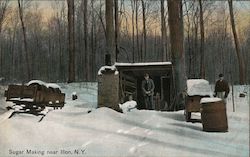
201,99,228,132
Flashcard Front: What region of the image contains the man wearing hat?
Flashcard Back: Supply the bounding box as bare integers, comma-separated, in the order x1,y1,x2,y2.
142,73,155,109
214,74,230,103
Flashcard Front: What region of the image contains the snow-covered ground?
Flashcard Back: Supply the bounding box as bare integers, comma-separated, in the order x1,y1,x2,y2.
0,83,249,157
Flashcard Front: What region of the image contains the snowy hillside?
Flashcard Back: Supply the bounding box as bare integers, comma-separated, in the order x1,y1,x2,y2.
0,83,249,157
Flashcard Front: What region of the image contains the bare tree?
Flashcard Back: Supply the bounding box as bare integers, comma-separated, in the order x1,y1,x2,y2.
114,0,119,62
130,0,135,62
105,0,115,64
0,0,8,34
199,0,205,78
168,0,186,110
67,0,75,82
160,0,168,61
184,0,192,78
0,0,9,76
228,0,246,84
193,4,199,78
50,1,68,82
135,0,140,62
91,0,97,80
141,0,146,61
18,0,31,80
0,0,249,85
83,0,90,81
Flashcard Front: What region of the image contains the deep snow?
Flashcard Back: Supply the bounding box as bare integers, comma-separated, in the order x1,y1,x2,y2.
0,83,249,157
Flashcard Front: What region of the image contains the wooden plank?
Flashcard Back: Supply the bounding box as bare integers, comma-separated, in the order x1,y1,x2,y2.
124,91,133,95
122,80,136,89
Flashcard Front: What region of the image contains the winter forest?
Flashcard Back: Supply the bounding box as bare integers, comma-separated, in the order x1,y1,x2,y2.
0,0,249,84
0,1,249,157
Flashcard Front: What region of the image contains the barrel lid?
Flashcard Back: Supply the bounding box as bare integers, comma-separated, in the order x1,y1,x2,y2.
200,98,222,104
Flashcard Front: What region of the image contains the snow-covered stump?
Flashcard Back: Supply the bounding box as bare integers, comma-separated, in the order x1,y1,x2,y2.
200,98,228,132
119,100,137,113
72,92,78,100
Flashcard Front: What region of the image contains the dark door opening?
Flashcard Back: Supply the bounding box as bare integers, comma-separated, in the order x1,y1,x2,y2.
137,75,170,110
161,77,171,107
136,77,144,109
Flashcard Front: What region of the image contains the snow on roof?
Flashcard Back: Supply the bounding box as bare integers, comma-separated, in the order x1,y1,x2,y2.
98,65,118,75
46,83,61,90
187,79,212,96
27,80,46,86
9,98,34,102
27,80,61,90
115,62,172,66
200,97,222,104
98,62,172,75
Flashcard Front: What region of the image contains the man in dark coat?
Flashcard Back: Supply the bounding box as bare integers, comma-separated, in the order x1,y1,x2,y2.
141,73,155,109
214,73,230,103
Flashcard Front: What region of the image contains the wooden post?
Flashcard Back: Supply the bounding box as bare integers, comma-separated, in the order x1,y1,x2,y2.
231,84,235,112
229,39,235,112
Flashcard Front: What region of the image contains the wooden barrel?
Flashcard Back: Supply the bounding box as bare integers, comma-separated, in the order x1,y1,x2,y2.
200,98,228,132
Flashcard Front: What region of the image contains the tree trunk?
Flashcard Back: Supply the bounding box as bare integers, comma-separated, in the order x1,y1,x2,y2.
0,0,8,34
91,0,96,81
0,1,8,76
160,0,168,61
135,0,140,62
199,0,205,79
18,0,31,80
114,0,119,62
141,0,146,61
105,0,115,65
194,13,198,78
228,0,246,84
67,0,75,82
11,23,17,79
83,0,90,81
168,0,186,111
131,0,135,62
184,0,192,78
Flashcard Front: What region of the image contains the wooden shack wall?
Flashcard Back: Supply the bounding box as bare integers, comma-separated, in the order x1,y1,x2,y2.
185,96,201,112
117,67,173,111
98,72,120,111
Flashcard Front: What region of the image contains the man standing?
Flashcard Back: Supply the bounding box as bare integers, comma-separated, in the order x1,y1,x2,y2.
214,73,230,103
142,73,155,109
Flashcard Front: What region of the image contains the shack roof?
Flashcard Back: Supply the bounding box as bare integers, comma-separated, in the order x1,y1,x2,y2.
114,62,172,76
115,62,172,67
